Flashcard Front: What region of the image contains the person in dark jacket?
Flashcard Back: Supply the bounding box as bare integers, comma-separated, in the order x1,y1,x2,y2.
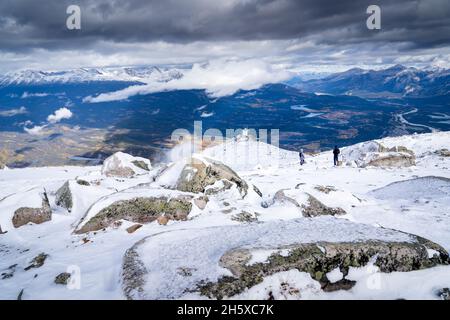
333,145,340,166
299,149,305,166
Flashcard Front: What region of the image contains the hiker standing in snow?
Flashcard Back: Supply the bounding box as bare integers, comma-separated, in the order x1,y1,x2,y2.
299,149,305,166
333,145,340,166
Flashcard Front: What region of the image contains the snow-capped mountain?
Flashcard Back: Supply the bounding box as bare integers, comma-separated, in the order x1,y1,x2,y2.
1,131,450,299
294,65,450,97
0,66,184,86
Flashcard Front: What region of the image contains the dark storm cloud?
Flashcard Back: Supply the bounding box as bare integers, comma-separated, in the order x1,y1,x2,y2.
0,0,449,53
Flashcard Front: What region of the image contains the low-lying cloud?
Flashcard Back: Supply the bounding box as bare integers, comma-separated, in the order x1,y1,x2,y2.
47,107,73,123
23,107,73,135
0,106,27,117
85,59,291,103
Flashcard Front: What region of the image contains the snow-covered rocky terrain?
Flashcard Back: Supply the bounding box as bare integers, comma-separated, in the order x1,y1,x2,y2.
1,131,450,300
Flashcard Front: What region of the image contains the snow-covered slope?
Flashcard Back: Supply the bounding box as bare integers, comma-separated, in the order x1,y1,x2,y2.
0,131,449,300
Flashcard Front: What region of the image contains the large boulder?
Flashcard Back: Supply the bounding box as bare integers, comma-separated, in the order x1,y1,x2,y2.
176,156,248,198
200,239,448,299
342,141,415,168
12,192,52,228
101,152,151,178
75,195,193,234
55,181,73,212
120,217,449,300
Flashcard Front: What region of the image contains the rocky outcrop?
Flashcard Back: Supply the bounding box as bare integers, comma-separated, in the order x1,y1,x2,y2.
75,195,193,234
176,156,248,198
365,152,415,168
199,240,449,299
101,152,152,178
342,141,416,168
12,192,52,228
55,181,73,212
301,194,346,217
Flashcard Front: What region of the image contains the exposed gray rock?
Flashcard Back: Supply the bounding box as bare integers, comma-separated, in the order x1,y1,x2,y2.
75,195,193,234
24,253,48,271
55,181,73,212
54,272,71,285
176,157,248,198
301,194,346,217
12,192,52,228
0,224,7,234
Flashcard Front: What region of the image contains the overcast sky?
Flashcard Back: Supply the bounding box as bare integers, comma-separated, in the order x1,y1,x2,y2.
1,0,449,72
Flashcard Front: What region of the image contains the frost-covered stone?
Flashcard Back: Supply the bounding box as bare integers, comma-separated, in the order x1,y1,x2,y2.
341,141,415,168
121,217,449,300
55,181,73,212
176,156,248,198
101,152,151,178
301,194,346,217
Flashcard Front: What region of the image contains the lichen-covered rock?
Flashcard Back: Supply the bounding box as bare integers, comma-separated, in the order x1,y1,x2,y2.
199,240,449,299
24,253,48,271
75,195,193,234
12,192,52,228
301,194,346,217
55,181,73,212
120,218,449,300
101,152,152,178
176,156,248,198
54,272,71,285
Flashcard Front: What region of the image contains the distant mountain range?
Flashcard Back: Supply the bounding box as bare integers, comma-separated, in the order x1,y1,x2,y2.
0,66,184,86
293,65,450,98
1,64,448,98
